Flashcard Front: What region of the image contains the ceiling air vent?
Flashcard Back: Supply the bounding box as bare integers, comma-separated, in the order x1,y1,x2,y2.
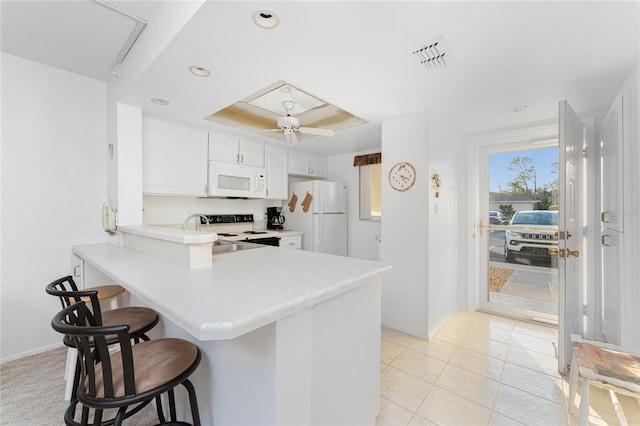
413,36,456,69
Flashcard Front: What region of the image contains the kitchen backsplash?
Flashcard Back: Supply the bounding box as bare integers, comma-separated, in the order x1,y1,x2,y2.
143,195,283,229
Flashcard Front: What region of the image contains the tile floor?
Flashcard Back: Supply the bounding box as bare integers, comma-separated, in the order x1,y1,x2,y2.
377,310,640,426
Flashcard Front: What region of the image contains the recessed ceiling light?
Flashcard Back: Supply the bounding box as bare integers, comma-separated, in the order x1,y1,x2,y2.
151,98,169,106
252,10,280,29
189,65,211,77
512,105,528,112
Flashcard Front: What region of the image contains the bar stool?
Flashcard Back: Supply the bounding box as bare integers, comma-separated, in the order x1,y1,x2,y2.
46,276,159,401
51,301,201,426
568,334,640,426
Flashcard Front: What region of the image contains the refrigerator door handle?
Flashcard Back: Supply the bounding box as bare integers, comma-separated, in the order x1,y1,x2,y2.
317,189,323,245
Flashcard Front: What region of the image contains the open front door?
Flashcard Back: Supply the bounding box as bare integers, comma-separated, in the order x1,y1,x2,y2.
557,100,585,375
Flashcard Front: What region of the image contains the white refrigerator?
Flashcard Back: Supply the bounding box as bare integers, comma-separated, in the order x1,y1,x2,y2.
286,180,348,256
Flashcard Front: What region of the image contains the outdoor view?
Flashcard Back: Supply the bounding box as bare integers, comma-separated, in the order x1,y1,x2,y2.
487,146,559,316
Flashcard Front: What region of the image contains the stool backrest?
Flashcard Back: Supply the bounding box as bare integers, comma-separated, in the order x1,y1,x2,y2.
51,301,136,400
46,276,103,323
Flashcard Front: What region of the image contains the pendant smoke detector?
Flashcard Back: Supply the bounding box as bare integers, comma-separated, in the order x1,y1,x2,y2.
413,36,456,69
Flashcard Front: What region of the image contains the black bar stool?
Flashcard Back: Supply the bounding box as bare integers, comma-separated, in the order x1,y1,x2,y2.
51,301,201,426
46,276,160,402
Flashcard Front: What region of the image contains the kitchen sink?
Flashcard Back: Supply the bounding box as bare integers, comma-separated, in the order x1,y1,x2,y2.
212,240,264,255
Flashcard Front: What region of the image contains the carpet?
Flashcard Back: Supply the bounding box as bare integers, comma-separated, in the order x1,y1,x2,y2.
490,266,515,292
0,347,157,425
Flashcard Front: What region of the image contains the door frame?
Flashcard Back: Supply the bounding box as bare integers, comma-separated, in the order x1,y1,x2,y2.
467,122,559,320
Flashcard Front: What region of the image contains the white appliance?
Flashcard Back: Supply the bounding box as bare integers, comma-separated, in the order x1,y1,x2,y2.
287,180,347,256
207,161,266,198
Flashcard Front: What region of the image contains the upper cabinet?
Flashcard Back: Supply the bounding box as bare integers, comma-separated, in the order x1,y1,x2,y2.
265,146,288,200
209,132,265,168
143,117,208,197
288,152,328,178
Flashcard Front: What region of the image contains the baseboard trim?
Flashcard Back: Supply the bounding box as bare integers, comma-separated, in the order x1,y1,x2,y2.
1,342,64,364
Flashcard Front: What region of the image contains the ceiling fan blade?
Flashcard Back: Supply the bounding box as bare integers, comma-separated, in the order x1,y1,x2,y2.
250,128,282,133
298,127,335,137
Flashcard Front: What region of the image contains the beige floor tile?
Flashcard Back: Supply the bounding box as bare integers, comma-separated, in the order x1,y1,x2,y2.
376,397,414,426
383,326,416,347
506,345,559,376
435,363,499,408
488,411,525,425
473,312,517,331
468,322,513,344
443,316,475,332
513,321,558,342
416,386,492,426
449,346,505,381
390,347,447,383
500,362,566,405
408,414,437,425
459,334,510,360
431,325,467,346
382,339,405,364
381,366,433,412
510,331,558,358
493,383,568,425
451,310,479,321
407,338,457,362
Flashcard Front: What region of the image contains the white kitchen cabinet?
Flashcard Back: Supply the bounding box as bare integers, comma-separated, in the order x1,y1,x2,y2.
265,146,288,200
143,117,209,196
600,95,624,232
209,132,265,168
279,234,301,249
288,152,328,178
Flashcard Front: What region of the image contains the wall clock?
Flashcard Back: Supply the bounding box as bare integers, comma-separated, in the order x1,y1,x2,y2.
388,162,416,191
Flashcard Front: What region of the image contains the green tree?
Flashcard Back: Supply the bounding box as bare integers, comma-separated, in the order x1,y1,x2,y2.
499,204,515,221
507,156,536,197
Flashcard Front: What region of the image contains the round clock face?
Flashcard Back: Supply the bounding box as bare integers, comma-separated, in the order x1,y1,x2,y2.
388,162,416,191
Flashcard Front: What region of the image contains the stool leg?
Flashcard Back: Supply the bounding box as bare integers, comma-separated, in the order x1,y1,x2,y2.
568,355,579,413
608,390,628,426
579,376,590,426
183,379,201,426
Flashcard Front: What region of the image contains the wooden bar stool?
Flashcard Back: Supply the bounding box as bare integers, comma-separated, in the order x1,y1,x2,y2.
568,334,640,426
51,301,201,426
46,276,159,402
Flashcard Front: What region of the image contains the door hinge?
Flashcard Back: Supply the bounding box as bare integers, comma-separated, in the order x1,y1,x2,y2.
583,304,588,315
582,147,587,158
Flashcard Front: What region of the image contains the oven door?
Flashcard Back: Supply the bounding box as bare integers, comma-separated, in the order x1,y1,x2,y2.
246,237,281,247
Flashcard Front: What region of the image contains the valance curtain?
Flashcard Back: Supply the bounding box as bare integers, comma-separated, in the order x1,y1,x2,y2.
353,153,381,167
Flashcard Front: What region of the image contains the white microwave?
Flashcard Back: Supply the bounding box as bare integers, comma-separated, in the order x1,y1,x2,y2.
207,161,266,198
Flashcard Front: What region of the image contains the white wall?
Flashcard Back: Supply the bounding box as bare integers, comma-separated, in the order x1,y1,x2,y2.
380,114,431,338
427,113,462,336
327,151,381,261
1,53,108,361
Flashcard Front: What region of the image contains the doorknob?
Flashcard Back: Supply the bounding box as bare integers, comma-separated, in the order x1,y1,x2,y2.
548,248,561,256
566,249,580,257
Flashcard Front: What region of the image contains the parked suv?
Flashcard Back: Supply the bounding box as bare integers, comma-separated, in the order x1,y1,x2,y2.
504,210,558,266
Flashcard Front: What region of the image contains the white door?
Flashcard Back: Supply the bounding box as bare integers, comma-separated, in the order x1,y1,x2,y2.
313,214,347,256
313,181,347,214
557,100,585,375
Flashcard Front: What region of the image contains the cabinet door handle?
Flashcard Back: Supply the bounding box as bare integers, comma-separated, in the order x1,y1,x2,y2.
73,265,81,277
601,211,610,223
601,234,612,246
240,154,244,163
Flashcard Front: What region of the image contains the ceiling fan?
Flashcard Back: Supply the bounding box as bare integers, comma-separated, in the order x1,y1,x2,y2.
263,100,334,144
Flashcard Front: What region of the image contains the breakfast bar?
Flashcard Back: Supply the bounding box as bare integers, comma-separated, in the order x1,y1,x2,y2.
72,226,390,425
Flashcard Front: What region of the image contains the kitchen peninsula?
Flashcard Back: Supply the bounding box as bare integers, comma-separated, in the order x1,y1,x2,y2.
73,225,391,425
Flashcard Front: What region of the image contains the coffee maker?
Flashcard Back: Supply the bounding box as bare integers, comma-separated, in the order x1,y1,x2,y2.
266,207,286,230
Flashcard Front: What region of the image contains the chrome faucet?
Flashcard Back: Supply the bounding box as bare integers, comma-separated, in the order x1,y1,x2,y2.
182,214,210,231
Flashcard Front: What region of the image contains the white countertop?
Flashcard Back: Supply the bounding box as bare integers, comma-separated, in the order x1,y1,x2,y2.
73,243,390,341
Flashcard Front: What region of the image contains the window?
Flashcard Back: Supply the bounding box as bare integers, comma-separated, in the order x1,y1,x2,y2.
354,153,382,220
